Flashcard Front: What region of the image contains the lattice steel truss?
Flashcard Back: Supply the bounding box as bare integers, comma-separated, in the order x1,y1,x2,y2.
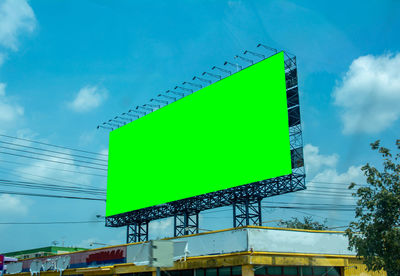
127,221,149,243
174,213,199,237
104,44,306,241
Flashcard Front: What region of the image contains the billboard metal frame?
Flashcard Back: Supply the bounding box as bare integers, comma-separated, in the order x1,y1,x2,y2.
101,45,305,242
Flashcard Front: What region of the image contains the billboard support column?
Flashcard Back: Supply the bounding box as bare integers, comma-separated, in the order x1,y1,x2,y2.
174,212,199,237
126,221,149,243
233,199,262,227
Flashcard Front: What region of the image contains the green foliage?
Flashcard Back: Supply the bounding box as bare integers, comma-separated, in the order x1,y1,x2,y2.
346,139,400,275
279,216,328,230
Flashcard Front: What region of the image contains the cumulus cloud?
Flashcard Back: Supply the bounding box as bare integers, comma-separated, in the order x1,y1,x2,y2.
69,86,108,112
304,143,364,184
333,53,400,134
303,144,338,176
149,217,173,239
0,0,36,51
0,82,24,122
0,194,28,215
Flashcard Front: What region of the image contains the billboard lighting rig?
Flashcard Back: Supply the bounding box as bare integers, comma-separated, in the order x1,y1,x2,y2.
112,117,128,124
244,50,265,59
123,112,140,119
212,66,231,75
98,43,296,133
129,109,146,115
234,55,253,64
166,89,184,97
105,121,120,128
202,71,221,80
151,98,168,105
174,86,193,93
115,116,132,122
97,125,113,130
137,105,153,112
158,93,177,101
182,81,202,88
257,43,278,54
144,103,161,109
192,76,212,84
224,61,242,71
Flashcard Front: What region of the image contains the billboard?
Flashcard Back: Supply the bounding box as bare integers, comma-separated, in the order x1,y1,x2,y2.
106,52,291,217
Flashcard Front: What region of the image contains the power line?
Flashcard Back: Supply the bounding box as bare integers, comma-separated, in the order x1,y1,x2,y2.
0,145,107,167
0,140,107,162
0,165,105,190
0,179,106,196
0,190,105,201
1,159,107,178
0,134,108,157
0,221,103,225
0,151,107,171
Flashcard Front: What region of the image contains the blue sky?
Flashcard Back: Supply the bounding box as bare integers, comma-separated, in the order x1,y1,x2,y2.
0,0,400,252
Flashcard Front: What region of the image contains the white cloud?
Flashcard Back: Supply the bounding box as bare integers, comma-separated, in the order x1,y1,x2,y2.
69,86,108,112
0,194,28,215
0,0,36,51
333,53,400,134
149,218,173,239
303,144,338,176
0,82,24,122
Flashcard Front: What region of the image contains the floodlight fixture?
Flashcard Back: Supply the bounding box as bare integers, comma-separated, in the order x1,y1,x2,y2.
128,109,146,115
224,61,242,71
234,55,254,64
212,66,231,75
97,125,113,130
104,121,119,128
202,71,221,80
115,115,132,122
257,43,278,53
166,89,184,97
182,81,202,88
192,76,212,84
144,103,161,109
151,98,168,105
158,93,177,101
110,119,125,124
123,112,140,118
137,105,153,111
244,50,265,59
175,86,193,93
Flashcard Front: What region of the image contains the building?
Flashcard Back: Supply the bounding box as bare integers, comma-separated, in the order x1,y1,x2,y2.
4,246,87,260
4,226,385,275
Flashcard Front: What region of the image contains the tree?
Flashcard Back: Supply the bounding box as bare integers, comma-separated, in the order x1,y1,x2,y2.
279,216,328,230
346,139,400,275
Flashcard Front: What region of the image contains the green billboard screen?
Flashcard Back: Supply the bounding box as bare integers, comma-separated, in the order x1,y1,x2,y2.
106,52,292,217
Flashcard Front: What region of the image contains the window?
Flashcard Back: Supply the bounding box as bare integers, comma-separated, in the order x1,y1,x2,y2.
195,269,205,276
283,267,297,276
267,266,282,276
301,267,313,276
254,267,266,276
205,268,217,276
219,267,231,276
231,266,241,276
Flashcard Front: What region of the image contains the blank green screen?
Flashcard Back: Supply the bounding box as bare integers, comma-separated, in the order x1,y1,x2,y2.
106,52,291,216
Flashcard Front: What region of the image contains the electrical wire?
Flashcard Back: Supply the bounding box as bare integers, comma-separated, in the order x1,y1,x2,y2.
0,140,107,162
0,134,108,157
0,221,104,225
0,190,105,201
0,179,106,196
0,165,105,190
0,151,107,171
1,159,107,177
0,145,107,167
